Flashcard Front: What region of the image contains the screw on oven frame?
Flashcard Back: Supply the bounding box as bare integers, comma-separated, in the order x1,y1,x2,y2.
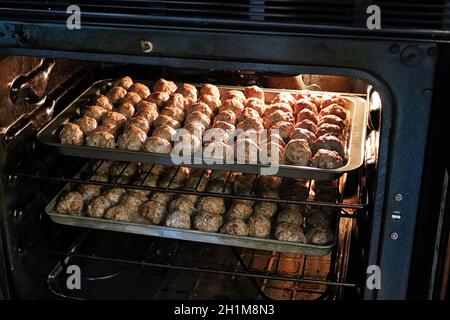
394,193,403,202
390,232,399,240
140,40,153,53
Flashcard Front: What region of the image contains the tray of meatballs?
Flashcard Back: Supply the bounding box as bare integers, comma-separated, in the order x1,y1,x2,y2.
38,76,368,180
46,161,340,256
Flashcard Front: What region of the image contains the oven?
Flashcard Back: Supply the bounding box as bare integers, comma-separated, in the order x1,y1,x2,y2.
0,0,449,301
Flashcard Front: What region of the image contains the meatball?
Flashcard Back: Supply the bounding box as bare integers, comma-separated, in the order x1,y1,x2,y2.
244,85,264,100
86,131,115,148
297,108,319,124
129,83,150,99
199,94,221,113
228,200,254,221
306,225,334,245
295,119,318,134
260,133,285,148
113,76,133,90
160,106,184,123
221,219,249,236
94,123,118,136
316,123,343,139
184,111,211,128
169,195,197,215
197,196,226,215
203,141,233,161
305,209,332,228
146,91,170,108
115,103,135,119
270,121,294,142
317,114,347,131
222,90,246,102
234,138,260,164
285,139,312,165
314,183,338,202
107,86,127,104
87,196,112,218
312,149,344,169
152,125,176,141
200,84,220,99
212,120,235,134
141,173,159,188
117,126,147,151
214,110,237,125
172,133,202,157
256,175,282,196
111,205,135,222
220,98,245,121
120,92,141,106
150,192,173,206
184,122,206,138
82,105,107,122
78,184,102,202
108,161,139,179
176,83,198,105
143,136,172,154
203,128,230,144
274,223,305,242
294,98,318,115
264,103,293,117
103,187,127,205
314,134,345,158
242,108,261,120
188,102,214,119
125,116,150,134
59,123,84,145
90,174,109,183
194,212,223,232
102,111,127,128
165,211,191,229
264,110,294,129
135,101,159,123
73,116,98,136
271,92,295,106
165,93,186,110
94,95,113,111
259,142,286,165
254,201,278,218
138,200,167,225
245,98,266,117
319,104,348,120
153,114,181,129
290,128,316,149
281,179,309,201
94,160,113,176
153,78,177,94
248,214,271,238
56,191,84,215
119,193,148,211
320,94,346,110
277,209,304,226
236,117,264,132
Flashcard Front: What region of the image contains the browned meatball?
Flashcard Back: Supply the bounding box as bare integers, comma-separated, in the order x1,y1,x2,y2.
203,141,233,161
228,200,254,221
111,205,135,222
116,102,135,119
121,92,141,106
290,128,316,149
108,161,139,179
222,90,246,102
165,210,191,229
244,85,264,100
176,83,198,106
169,195,197,215
306,225,334,245
245,98,266,117
95,123,118,136
236,117,264,132
90,174,109,183
220,98,245,121
188,102,214,119
129,83,150,99
232,173,255,196
203,128,230,144
295,119,318,134
153,114,181,129
320,94,346,110
86,131,115,148
172,133,202,157
113,76,133,90
264,110,294,129
185,111,211,128
152,125,176,141
153,78,177,94
135,102,159,124
277,209,304,226
274,223,305,242
117,126,147,151
316,123,342,139
259,141,286,165
242,108,261,120
270,121,294,142
194,212,223,232
78,184,102,202
314,134,345,158
87,196,112,218
312,149,344,169
260,133,285,148
285,139,312,165
317,114,347,131
255,175,282,197
234,138,260,164
221,219,249,236
94,95,113,111
107,86,127,103
215,110,237,125
59,123,84,145
82,105,107,121
139,200,167,225
73,116,97,136
212,120,235,134
197,196,226,215
264,103,293,117
103,187,127,205
150,192,173,206
165,93,186,110
102,111,127,128
161,106,185,123
305,209,332,228
313,181,338,202
199,94,221,113
143,136,172,154
125,116,150,134
119,193,148,211
56,191,84,215
271,92,295,106
254,201,278,218
184,122,206,138
297,108,319,124
248,214,271,238
294,98,318,115
319,104,348,120
280,179,309,202
146,91,170,108
200,84,220,99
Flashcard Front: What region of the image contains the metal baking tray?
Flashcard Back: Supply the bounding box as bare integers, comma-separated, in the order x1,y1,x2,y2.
45,185,339,256
37,79,368,180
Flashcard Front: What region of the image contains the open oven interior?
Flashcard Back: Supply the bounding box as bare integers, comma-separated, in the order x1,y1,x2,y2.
0,56,381,300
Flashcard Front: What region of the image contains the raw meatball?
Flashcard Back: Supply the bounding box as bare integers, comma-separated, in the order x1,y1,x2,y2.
220,98,245,121
139,200,167,224
113,76,133,90
274,223,305,242
259,142,285,165
129,83,150,99
203,141,233,161
312,149,344,169
73,116,97,136
93,160,113,176
305,209,332,228
297,108,319,124
314,134,345,158
153,78,177,94
146,91,170,108
87,196,111,218
153,115,181,129
102,111,127,128
150,192,173,206
271,92,295,106
78,184,102,202
184,122,206,138
264,103,293,117
111,205,134,222
107,86,127,103
264,110,294,129
165,93,186,110
244,85,264,100
200,84,220,99
245,98,266,117
121,92,141,106
277,209,304,226
86,131,115,148
161,106,185,122
248,214,271,238
152,125,176,141
317,114,347,131
221,219,249,236
116,103,135,119
242,108,261,120
294,98,318,115
56,191,84,215
125,116,150,134
135,101,159,123
117,126,147,151
94,123,118,136
165,210,191,229
172,133,202,157
319,104,348,120
234,138,260,164
228,200,254,221
143,136,172,154
215,110,237,125
254,201,277,218
236,117,264,132
285,139,312,165
188,102,214,119
94,95,113,111
222,90,246,102
185,111,211,128
212,121,235,134
316,123,342,139
59,123,84,145
194,212,223,232
103,187,127,205
270,121,294,142
169,195,197,215
176,83,198,105
290,128,316,149
197,196,226,215
295,119,318,134
82,105,107,121
306,225,334,245
199,94,221,113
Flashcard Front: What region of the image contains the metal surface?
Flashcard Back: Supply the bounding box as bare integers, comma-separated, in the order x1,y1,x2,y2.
37,79,368,180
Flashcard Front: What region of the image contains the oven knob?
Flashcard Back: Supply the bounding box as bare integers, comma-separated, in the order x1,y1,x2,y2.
391,211,402,222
